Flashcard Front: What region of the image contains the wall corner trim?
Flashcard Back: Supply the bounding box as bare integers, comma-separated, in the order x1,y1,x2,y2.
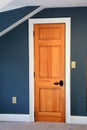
0,6,44,37
70,116,87,124
0,114,30,122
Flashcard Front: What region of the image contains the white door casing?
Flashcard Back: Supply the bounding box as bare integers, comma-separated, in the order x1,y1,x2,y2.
29,18,71,123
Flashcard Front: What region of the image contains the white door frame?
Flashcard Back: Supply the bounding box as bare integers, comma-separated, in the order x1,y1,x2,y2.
28,18,71,123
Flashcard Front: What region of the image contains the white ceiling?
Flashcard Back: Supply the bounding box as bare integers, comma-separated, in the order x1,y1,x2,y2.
0,0,87,12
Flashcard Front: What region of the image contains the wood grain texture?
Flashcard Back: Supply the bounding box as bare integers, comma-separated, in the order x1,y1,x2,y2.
34,24,65,122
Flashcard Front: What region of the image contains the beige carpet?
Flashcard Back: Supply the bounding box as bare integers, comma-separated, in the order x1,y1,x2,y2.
0,122,87,130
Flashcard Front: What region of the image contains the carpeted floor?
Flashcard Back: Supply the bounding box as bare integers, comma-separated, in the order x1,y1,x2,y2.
0,122,87,130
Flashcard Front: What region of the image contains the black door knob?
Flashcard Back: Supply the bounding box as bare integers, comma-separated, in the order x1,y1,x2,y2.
54,80,63,86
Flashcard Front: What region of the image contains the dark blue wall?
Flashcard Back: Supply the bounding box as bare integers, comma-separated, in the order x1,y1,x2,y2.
1,6,87,116
0,21,29,114
0,6,39,32
32,7,87,116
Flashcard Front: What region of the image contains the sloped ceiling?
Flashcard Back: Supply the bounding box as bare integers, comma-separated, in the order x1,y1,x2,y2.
0,0,87,12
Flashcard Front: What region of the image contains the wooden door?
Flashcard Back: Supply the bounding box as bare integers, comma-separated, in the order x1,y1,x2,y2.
34,23,65,122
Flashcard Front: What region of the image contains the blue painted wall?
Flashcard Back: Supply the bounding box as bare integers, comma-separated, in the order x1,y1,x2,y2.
1,6,87,116
32,7,87,116
0,21,29,114
0,6,39,32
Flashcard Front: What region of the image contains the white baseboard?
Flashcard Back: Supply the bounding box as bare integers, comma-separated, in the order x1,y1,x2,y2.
0,114,87,124
0,114,30,122
70,116,87,124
